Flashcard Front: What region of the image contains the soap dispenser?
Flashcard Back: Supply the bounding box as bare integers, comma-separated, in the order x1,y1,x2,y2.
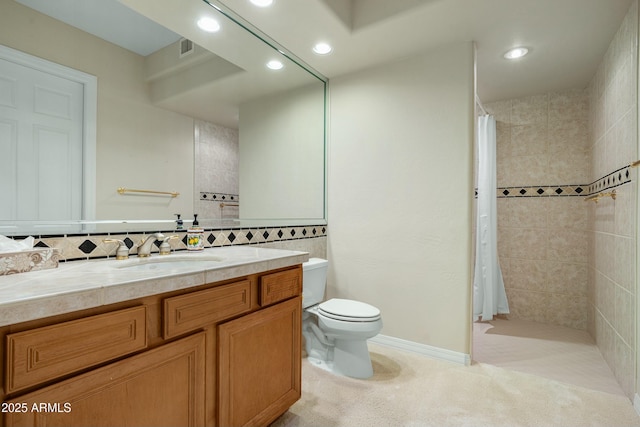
186,214,204,251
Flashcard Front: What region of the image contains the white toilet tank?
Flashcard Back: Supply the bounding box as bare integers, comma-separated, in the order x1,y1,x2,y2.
302,258,328,308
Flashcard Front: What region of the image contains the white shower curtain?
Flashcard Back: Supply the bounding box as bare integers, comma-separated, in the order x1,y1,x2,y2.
473,115,509,321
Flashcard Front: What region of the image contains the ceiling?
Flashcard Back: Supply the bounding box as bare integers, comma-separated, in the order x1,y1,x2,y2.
15,0,181,55
218,0,635,103
15,0,636,106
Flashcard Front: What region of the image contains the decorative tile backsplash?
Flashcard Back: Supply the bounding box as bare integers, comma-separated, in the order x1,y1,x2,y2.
7,224,327,262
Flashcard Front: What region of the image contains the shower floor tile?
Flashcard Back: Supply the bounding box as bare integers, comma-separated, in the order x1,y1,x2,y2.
473,318,626,396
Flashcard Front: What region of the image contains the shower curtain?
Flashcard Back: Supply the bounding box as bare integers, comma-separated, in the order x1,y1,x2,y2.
473,114,509,321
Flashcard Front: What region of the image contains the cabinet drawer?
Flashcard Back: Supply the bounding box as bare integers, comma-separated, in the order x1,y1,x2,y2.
259,267,302,307
6,306,147,394
164,279,252,338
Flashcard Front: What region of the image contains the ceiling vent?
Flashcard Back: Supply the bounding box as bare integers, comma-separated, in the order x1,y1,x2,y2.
179,38,194,58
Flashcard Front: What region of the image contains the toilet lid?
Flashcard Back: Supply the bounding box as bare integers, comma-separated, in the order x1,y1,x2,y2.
318,298,381,321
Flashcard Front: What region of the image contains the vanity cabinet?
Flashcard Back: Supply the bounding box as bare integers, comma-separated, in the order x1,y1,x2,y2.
1,264,303,427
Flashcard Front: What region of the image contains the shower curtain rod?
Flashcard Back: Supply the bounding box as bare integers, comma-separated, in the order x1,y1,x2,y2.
475,94,487,115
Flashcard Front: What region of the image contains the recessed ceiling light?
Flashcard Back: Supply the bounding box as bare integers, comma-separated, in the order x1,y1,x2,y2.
250,0,274,6
313,42,332,55
267,60,284,70
197,17,220,33
503,47,529,59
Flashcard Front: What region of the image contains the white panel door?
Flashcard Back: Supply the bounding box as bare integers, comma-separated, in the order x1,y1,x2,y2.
0,57,84,221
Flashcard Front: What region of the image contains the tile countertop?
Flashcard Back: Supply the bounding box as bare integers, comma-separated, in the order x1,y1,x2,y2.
0,246,309,327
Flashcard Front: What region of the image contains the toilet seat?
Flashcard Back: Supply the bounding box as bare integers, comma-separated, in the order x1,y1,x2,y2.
318,298,381,322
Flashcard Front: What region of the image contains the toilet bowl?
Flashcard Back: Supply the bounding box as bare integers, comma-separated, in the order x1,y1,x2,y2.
302,258,383,379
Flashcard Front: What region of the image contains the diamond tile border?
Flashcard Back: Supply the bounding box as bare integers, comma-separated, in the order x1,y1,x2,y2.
495,185,586,198
585,165,632,196
200,192,239,203
482,165,633,199
7,224,327,262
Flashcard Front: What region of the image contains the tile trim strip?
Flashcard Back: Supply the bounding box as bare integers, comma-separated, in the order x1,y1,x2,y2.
585,165,632,196
200,192,239,202
496,184,585,198
482,165,633,199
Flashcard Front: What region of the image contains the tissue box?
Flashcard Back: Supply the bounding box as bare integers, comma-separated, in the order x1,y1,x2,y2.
0,248,60,275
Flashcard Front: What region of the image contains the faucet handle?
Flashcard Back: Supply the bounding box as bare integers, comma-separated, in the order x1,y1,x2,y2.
159,235,179,255
103,239,130,260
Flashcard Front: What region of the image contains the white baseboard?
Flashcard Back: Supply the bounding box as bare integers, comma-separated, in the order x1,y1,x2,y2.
370,334,471,366
634,393,640,417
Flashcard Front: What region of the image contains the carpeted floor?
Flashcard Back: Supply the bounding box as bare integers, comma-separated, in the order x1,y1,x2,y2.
272,341,640,427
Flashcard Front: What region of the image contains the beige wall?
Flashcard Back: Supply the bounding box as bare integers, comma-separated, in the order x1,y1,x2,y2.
327,42,475,354
485,90,590,330
588,0,637,399
0,1,195,221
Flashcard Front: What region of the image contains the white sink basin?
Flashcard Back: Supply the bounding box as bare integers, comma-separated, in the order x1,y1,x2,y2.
115,254,224,272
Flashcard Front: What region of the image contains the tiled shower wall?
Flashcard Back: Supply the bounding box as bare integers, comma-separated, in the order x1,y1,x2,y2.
483,0,638,399
194,120,240,220
485,89,590,330
587,0,637,399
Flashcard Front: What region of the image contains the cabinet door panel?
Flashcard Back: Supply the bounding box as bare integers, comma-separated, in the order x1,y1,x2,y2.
4,332,206,427
218,296,301,427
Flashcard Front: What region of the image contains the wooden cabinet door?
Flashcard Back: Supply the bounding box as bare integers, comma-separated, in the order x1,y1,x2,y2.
4,332,206,427
218,296,301,427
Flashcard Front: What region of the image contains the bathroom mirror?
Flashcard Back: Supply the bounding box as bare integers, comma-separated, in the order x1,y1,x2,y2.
0,0,326,236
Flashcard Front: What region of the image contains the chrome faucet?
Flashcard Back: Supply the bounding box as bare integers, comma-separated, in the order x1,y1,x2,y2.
137,233,165,257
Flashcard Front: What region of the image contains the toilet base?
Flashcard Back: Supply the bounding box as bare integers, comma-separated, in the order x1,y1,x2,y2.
332,338,374,379
302,307,381,380
306,354,334,374
305,335,375,379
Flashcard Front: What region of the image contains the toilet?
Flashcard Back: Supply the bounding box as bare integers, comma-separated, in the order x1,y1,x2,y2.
302,258,383,379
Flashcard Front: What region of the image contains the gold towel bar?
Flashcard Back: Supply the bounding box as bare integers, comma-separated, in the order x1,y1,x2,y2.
219,202,239,208
584,190,616,203
117,187,179,198
630,160,640,168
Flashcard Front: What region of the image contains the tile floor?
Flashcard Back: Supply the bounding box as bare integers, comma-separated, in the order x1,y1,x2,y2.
472,318,626,396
